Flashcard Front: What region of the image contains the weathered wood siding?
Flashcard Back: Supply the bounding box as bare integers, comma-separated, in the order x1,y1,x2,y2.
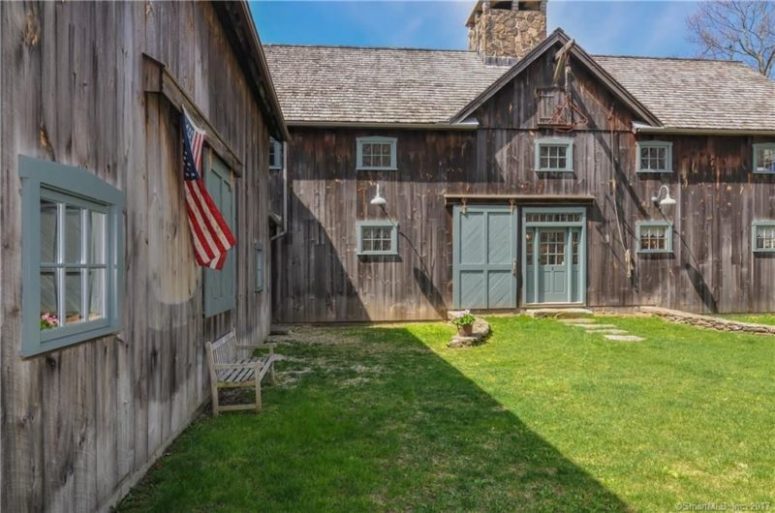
273,47,775,322
1,2,273,512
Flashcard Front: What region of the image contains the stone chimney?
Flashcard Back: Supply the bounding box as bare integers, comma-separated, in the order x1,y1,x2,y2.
467,1,547,64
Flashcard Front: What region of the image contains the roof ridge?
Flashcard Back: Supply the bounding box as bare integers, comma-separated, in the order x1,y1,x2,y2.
264,43,475,53
593,54,743,64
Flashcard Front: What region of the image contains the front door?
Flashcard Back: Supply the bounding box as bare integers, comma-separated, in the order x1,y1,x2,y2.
453,205,518,309
523,208,586,305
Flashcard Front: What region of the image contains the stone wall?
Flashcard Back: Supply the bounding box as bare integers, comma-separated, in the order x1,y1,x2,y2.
642,307,775,335
467,1,547,62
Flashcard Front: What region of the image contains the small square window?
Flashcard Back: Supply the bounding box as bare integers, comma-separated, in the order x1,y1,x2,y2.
20,156,125,357
535,138,573,172
637,141,673,173
753,143,775,174
637,221,673,253
269,138,283,170
357,137,397,171
356,221,398,255
753,221,775,253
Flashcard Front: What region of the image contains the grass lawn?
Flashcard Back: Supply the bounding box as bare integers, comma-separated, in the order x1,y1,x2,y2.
116,316,775,513
720,314,775,326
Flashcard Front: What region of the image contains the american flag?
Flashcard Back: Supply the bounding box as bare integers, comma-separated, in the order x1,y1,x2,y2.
181,108,236,270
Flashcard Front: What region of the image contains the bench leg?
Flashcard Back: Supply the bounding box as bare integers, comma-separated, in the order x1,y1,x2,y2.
255,376,262,412
211,387,220,416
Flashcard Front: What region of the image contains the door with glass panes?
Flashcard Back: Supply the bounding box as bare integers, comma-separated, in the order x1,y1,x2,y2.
523,208,586,305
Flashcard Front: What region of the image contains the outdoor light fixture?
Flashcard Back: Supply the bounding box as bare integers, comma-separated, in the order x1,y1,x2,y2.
370,183,387,206
651,184,676,208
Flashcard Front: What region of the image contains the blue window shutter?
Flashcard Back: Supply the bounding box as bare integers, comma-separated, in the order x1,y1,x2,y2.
203,153,237,317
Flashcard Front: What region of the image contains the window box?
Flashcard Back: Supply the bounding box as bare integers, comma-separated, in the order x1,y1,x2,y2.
534,137,574,173
636,221,673,254
637,141,673,173
19,156,125,357
356,137,397,171
752,143,775,174
356,220,398,256
752,221,775,253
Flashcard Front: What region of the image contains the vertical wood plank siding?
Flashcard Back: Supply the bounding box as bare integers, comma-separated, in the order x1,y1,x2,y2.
1,2,273,511
273,52,775,323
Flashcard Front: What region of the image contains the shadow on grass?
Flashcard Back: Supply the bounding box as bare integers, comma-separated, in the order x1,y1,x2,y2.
117,325,632,513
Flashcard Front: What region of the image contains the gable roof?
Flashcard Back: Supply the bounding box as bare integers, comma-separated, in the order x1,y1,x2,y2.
263,45,510,126
264,31,775,132
450,29,661,126
594,55,775,132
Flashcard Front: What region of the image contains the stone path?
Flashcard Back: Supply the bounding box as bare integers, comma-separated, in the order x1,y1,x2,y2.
558,317,644,342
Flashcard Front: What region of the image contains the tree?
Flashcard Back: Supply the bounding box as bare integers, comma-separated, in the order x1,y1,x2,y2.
687,1,775,78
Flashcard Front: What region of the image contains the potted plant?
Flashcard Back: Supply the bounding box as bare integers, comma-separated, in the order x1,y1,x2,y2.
451,311,476,336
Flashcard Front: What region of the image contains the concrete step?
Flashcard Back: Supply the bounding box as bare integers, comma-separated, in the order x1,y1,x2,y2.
527,308,593,319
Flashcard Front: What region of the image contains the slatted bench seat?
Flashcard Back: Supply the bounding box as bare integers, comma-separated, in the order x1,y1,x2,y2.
206,332,278,415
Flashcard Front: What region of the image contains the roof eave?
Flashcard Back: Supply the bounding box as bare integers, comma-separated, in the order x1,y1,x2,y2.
213,1,290,141
286,119,481,131
634,123,775,136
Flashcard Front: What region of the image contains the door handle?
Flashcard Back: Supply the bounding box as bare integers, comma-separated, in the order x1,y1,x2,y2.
512,259,518,276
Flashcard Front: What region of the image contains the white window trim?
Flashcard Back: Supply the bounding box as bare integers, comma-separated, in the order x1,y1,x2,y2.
636,220,673,254
356,220,399,256
19,155,125,357
752,143,775,174
269,138,283,170
356,136,397,171
636,141,674,174
752,220,775,253
534,137,574,173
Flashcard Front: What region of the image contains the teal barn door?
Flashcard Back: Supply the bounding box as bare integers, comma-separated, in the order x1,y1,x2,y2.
453,205,518,309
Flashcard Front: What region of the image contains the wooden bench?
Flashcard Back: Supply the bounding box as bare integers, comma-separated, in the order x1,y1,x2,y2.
205,332,278,415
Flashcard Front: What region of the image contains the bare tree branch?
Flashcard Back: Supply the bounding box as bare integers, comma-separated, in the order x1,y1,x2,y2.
686,1,775,78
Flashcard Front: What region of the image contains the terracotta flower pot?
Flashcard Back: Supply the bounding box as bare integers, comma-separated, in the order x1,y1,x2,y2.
458,324,474,336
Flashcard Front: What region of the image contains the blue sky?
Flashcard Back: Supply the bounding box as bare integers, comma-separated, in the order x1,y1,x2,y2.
250,1,701,57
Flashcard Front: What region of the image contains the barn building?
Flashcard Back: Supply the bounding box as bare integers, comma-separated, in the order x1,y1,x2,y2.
265,0,775,323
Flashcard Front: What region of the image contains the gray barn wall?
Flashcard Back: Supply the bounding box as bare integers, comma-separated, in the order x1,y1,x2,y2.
1,2,272,511
272,50,775,323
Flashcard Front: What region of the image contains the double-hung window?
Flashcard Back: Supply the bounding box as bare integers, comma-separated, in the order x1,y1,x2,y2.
752,221,775,253
356,220,398,256
637,141,673,173
753,143,775,174
636,221,673,254
20,156,125,357
535,138,574,172
269,137,283,171
203,152,237,317
356,137,397,171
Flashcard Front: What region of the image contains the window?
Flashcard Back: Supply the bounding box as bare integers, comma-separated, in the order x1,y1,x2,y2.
753,143,775,174
637,141,673,173
636,221,673,253
535,138,573,172
356,220,398,256
203,152,236,317
356,137,397,171
19,156,124,357
536,87,562,126
255,242,265,292
269,138,283,170
753,221,775,253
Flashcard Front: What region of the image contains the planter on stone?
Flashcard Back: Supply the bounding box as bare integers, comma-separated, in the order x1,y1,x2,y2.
458,324,474,337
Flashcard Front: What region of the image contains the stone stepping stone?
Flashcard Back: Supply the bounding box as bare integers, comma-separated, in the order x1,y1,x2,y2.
579,323,618,329
604,334,644,342
559,318,596,324
586,328,629,335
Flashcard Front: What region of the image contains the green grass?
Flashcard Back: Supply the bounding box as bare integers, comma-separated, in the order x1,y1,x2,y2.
719,313,775,326
116,316,775,513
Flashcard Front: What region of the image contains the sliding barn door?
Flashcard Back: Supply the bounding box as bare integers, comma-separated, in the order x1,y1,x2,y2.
452,205,518,309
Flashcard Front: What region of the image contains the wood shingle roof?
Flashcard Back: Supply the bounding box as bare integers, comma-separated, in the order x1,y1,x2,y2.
264,41,775,131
